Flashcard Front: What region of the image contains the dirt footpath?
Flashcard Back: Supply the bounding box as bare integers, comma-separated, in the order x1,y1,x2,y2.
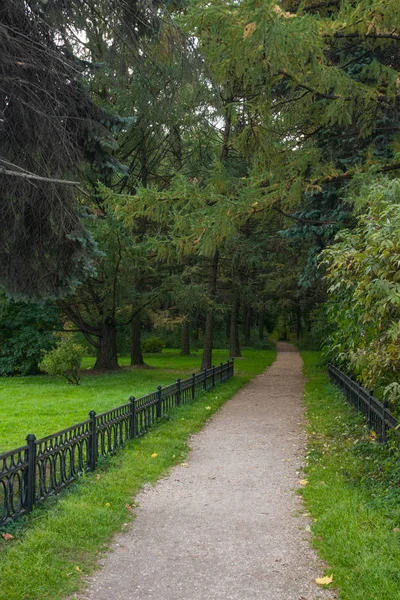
77,343,331,600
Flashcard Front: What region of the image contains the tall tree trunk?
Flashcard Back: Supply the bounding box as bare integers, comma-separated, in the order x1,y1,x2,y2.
282,318,288,341
243,303,251,345
94,319,119,370
229,297,241,357
193,313,200,341
201,251,219,369
180,317,190,355
130,311,145,366
258,310,265,340
225,312,231,340
296,305,302,339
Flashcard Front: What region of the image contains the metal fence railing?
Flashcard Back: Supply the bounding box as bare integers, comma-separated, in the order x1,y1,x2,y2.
328,363,398,443
0,360,234,526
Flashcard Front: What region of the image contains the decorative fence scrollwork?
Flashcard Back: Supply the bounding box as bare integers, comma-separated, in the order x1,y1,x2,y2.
0,360,234,526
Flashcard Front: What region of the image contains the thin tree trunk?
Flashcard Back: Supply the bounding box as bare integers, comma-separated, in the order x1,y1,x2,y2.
296,305,302,339
130,311,145,366
225,312,231,340
243,303,251,345
282,318,288,341
229,297,241,357
201,251,219,369
258,310,265,340
94,320,119,370
180,317,190,355
193,314,200,341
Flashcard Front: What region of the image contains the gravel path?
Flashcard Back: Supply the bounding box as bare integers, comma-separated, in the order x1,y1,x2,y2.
76,343,331,600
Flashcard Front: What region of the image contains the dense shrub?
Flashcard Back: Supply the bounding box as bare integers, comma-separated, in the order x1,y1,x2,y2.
322,178,400,403
142,337,165,353
0,297,61,376
41,337,84,385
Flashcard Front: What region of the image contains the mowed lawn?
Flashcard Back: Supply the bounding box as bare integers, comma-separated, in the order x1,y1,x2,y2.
0,349,272,453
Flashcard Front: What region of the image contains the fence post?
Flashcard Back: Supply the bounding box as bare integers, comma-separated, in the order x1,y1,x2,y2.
156,385,162,419
88,410,97,471
381,401,388,443
230,358,234,377
176,378,181,407
367,391,372,429
203,368,207,391
130,396,137,439
220,362,223,383
192,372,196,400
25,434,36,513
212,365,215,388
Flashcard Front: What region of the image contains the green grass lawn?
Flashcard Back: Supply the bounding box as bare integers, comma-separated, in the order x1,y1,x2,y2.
301,351,400,600
0,348,275,600
0,349,260,453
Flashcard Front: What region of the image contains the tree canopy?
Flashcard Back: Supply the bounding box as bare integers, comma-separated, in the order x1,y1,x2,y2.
2,0,400,404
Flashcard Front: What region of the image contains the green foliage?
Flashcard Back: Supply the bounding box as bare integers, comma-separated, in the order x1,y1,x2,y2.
41,337,85,385
322,177,400,404
0,298,60,376
142,337,166,353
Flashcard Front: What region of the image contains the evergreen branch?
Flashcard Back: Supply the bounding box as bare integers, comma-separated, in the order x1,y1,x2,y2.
313,161,400,186
331,31,400,42
279,71,398,104
0,166,80,186
290,0,340,12
116,297,158,327
59,302,100,337
279,70,346,101
272,206,338,226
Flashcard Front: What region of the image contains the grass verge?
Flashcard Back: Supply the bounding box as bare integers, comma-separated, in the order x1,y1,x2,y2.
301,351,400,600
0,349,262,452
0,349,275,600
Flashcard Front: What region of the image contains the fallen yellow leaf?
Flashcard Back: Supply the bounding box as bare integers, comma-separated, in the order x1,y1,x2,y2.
151,453,158,458
75,566,80,572
316,574,333,585
105,502,111,507
205,406,211,410
298,479,308,486
1,533,14,541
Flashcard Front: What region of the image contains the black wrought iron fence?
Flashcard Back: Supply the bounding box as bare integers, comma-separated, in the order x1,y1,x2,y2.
0,360,234,526
328,363,398,442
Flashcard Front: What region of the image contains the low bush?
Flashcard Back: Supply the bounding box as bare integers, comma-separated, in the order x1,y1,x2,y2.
40,337,85,385
142,337,165,353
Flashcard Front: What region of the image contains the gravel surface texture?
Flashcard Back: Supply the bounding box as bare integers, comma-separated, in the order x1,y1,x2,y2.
75,343,332,600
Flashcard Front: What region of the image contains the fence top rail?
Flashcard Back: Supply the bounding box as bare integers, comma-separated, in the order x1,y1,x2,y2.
35,419,92,446
0,444,29,460
96,402,131,420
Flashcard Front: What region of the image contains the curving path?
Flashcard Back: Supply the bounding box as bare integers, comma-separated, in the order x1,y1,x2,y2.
76,343,330,600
